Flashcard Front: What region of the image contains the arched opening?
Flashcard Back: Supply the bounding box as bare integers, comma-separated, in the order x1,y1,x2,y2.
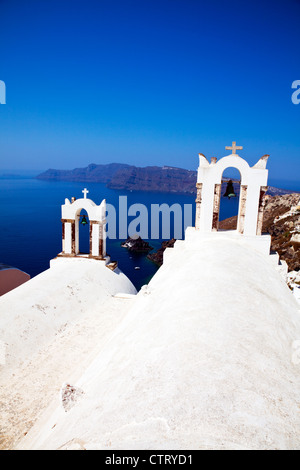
77,208,90,255
219,167,241,231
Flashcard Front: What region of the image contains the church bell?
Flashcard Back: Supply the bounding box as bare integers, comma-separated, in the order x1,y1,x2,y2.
80,215,88,225
223,180,236,199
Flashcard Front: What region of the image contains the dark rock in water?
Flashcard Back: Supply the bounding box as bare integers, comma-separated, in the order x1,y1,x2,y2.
121,236,153,253
147,239,176,266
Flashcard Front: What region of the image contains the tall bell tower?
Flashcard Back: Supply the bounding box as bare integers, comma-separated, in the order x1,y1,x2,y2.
194,142,271,255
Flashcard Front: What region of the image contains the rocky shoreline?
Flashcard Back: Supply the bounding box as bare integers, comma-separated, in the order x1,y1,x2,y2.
147,239,176,266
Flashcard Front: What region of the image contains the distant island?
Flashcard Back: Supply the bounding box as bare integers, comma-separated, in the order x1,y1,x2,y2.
36,163,297,196
37,163,197,194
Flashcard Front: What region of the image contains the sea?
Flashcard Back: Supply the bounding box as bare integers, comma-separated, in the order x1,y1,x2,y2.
0,177,299,290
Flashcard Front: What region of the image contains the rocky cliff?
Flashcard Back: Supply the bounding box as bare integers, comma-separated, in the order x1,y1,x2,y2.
37,163,197,194
262,194,300,271
107,166,196,193
36,163,132,183
147,239,176,266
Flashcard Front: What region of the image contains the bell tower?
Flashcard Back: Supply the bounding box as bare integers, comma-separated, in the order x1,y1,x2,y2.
59,189,107,260
194,142,271,255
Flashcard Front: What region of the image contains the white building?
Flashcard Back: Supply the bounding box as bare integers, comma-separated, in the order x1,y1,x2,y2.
1,145,300,450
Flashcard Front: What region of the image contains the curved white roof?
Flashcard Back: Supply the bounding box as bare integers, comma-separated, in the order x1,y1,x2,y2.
17,232,300,450
0,257,136,449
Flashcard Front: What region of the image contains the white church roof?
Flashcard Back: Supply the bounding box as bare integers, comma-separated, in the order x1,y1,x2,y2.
16,231,300,450
0,257,136,449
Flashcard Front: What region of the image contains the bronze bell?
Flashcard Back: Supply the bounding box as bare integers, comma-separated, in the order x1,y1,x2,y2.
81,215,88,225
223,180,236,199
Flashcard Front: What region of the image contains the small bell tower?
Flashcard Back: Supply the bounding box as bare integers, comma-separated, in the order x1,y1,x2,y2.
59,189,107,260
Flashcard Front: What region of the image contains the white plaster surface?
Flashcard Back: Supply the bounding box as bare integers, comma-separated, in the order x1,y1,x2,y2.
17,236,300,450
0,257,136,449
287,271,300,306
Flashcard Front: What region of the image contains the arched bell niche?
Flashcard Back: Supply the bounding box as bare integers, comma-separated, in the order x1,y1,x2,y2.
218,167,241,231
195,146,269,237
76,208,90,255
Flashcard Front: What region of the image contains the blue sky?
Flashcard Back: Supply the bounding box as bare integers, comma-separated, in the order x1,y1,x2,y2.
0,0,299,183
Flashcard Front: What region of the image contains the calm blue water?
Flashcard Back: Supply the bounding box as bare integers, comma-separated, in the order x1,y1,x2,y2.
1,178,297,290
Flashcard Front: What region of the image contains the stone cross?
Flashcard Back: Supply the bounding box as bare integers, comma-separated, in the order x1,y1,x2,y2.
225,141,243,155
82,188,89,199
